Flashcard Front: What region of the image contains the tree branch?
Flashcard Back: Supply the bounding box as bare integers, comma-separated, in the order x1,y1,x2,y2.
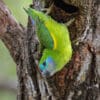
0,0,40,99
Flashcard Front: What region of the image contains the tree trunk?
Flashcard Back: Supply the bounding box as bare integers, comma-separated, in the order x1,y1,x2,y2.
0,0,100,100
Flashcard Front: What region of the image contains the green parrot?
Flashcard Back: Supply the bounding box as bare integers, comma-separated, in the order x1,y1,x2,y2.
25,8,72,77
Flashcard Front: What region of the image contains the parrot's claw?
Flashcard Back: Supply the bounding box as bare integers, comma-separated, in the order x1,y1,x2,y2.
65,18,75,26
41,3,54,15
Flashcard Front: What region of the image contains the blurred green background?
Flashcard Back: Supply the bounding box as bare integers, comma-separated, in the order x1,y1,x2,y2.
0,0,32,100
0,40,16,100
4,0,32,26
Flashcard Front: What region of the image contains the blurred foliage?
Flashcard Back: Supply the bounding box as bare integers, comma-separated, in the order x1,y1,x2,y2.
0,40,16,79
0,40,16,100
0,90,16,100
3,0,32,26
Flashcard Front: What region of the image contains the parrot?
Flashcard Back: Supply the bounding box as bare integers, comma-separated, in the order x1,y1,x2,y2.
25,8,72,77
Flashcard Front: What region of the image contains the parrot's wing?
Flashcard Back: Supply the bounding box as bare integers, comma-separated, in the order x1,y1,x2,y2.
24,8,54,49
36,19,54,49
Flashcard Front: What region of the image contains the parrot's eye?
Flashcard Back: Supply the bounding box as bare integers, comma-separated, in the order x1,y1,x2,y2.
43,61,46,66
39,61,46,72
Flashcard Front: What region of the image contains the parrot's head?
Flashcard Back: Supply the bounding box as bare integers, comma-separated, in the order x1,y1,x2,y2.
39,56,56,77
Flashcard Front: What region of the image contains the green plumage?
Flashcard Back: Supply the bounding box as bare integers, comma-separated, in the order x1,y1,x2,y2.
25,8,72,77
36,19,54,49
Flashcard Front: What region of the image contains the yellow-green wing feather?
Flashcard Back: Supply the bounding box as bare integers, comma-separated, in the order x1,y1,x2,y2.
36,19,54,49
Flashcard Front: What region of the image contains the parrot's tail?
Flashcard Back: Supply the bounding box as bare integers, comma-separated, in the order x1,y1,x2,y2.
24,7,48,22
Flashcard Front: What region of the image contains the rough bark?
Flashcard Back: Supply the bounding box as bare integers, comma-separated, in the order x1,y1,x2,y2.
0,0,100,100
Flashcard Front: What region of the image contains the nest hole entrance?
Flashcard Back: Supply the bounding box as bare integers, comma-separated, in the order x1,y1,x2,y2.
54,0,79,14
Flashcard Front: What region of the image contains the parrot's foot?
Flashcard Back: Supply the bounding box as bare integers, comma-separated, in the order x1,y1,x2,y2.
65,18,75,26
41,3,54,14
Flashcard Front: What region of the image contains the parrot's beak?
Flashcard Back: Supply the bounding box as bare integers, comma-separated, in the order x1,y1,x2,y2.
43,71,50,77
